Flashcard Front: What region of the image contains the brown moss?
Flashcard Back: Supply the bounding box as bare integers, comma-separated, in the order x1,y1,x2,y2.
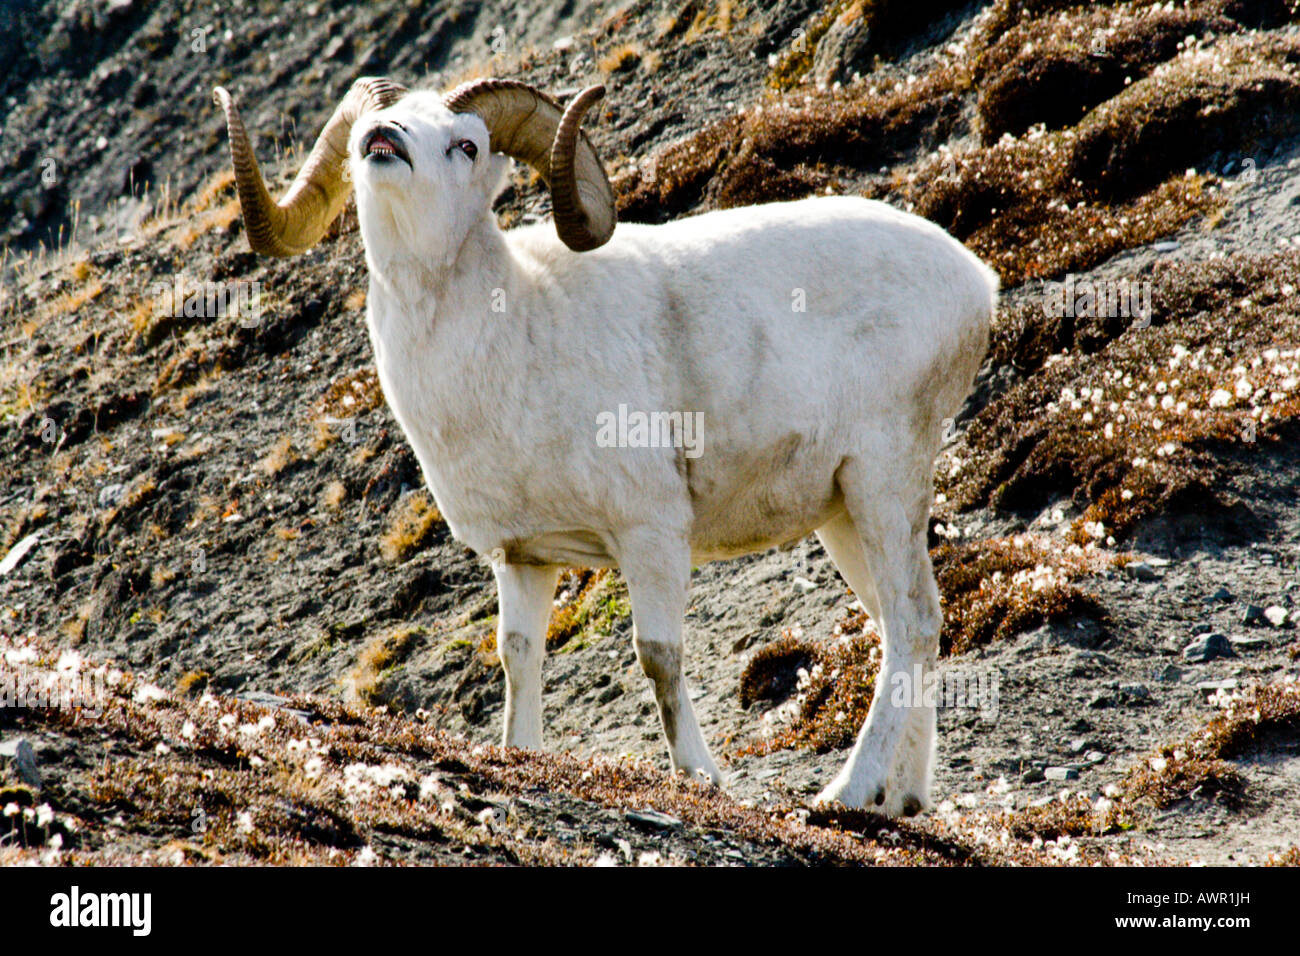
615,71,962,222
738,633,815,709
974,2,1240,143
1124,751,1245,809
737,626,880,755
932,535,1110,655
1067,33,1300,203
1124,681,1300,809
944,252,1300,542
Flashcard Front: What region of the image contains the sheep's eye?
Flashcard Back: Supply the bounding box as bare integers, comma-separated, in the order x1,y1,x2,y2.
451,139,477,161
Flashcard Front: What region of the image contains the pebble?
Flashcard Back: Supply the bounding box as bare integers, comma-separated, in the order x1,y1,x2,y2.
791,576,818,594
97,483,125,508
1264,605,1288,628
1154,663,1183,682
1119,683,1151,702
1124,561,1160,581
625,809,682,830
1044,767,1079,781
1229,636,1272,652
1205,586,1234,604
1196,679,1239,696
1183,633,1235,663
1242,604,1265,626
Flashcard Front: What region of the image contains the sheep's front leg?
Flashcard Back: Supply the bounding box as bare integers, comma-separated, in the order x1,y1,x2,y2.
618,534,725,786
492,562,560,751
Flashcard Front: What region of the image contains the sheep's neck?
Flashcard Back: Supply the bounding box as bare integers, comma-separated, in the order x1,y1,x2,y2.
363,215,528,457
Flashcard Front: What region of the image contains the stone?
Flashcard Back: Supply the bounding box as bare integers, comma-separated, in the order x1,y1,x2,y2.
1183,633,1235,663
625,809,682,830
0,738,40,789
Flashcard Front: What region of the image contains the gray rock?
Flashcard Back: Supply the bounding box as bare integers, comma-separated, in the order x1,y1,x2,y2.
97,483,125,508
1044,766,1079,781
1119,683,1151,702
1154,664,1183,682
1264,605,1289,628
1206,587,1234,604
791,575,818,594
1183,633,1235,663
1242,604,1266,626
0,738,40,789
625,809,682,830
1125,561,1160,581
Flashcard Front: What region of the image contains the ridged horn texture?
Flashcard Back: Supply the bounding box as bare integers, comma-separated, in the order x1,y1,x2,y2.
443,78,616,252
212,77,408,257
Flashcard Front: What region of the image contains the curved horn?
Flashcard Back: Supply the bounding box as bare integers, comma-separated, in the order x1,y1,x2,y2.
212,77,408,257
443,79,615,252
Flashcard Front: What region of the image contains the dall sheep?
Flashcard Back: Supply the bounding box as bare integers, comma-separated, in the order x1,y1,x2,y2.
213,76,998,814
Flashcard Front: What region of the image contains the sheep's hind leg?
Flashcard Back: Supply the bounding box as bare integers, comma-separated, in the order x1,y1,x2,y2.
618,532,725,786
812,463,939,816
492,562,560,751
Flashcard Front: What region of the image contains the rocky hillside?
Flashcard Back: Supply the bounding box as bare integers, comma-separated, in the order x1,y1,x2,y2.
2,0,1300,866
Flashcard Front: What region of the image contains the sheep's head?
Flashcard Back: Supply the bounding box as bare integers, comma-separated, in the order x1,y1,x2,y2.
211,77,616,259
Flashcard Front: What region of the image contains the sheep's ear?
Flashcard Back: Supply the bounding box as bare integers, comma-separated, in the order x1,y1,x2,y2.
444,79,615,251
486,150,511,195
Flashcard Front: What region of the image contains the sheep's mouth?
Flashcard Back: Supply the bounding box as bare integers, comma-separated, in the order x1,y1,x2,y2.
361,126,412,168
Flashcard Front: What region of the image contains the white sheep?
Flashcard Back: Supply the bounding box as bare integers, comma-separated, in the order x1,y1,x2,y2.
213,77,997,814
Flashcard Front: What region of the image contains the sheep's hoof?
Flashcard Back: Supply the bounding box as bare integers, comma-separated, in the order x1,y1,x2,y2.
682,764,726,788
901,794,924,817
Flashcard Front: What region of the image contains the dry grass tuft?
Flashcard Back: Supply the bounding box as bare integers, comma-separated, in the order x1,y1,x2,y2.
260,435,297,477
345,627,425,706
379,490,443,564
315,367,384,420
321,480,347,512
599,43,643,74
546,569,631,650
